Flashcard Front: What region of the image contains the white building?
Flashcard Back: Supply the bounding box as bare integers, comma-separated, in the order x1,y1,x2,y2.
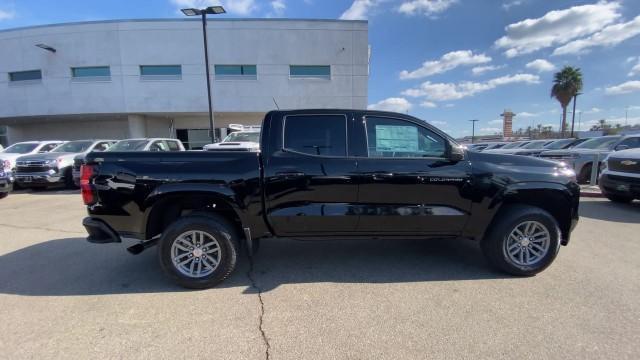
0,18,369,148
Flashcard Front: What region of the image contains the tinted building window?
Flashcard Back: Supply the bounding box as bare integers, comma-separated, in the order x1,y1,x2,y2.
72,66,111,79
284,115,346,156
9,70,42,82
365,117,446,158
140,65,182,80
289,65,331,79
215,65,257,80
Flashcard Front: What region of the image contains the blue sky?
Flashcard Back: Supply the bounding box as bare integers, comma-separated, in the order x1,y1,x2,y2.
1,0,639,137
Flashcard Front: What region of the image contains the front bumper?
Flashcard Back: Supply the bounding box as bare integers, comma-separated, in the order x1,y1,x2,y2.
599,173,640,198
15,171,63,185
83,217,122,244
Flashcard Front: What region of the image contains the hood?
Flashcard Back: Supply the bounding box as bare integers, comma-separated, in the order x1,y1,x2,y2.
483,148,521,154
468,150,576,183
541,148,611,156
17,152,74,161
608,148,640,160
470,150,559,168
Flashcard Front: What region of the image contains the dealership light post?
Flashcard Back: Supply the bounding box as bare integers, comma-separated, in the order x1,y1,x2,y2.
181,6,226,144
469,119,479,143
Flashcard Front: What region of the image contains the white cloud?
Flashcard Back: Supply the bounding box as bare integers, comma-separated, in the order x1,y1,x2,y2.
480,127,502,134
340,0,380,20
428,120,447,126
626,56,638,63
605,80,640,95
628,60,640,77
502,0,525,11
420,101,437,108
268,0,286,17
368,97,413,113
398,0,457,17
488,119,504,125
525,59,556,73
471,65,505,75
170,0,256,15
518,111,539,117
444,103,455,108
402,73,540,101
0,9,15,20
494,1,621,57
400,50,491,80
553,15,640,56
585,107,602,114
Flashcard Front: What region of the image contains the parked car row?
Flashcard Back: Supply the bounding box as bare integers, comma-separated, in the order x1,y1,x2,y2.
468,135,640,183
0,138,186,196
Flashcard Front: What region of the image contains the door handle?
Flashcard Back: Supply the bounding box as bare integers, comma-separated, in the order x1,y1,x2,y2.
275,171,306,179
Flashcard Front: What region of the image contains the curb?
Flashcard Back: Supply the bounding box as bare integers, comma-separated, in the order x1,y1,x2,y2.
580,191,604,198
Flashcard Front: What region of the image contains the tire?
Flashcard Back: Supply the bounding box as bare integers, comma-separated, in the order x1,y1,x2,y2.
481,205,561,276
578,164,592,184
64,168,77,189
604,193,633,203
0,192,7,199
158,214,239,289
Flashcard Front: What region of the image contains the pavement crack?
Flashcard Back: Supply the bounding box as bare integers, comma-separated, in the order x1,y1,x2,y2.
247,260,271,360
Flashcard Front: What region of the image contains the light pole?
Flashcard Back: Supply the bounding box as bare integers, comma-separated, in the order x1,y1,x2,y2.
468,119,479,143
181,6,226,144
570,92,581,138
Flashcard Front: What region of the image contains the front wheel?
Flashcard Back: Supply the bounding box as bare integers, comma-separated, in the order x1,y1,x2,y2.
158,215,239,289
481,205,561,276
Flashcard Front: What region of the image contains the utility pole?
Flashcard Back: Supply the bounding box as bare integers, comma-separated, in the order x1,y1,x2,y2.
570,93,581,138
469,119,479,143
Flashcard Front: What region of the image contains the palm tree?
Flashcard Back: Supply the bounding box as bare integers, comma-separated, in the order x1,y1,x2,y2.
551,66,583,137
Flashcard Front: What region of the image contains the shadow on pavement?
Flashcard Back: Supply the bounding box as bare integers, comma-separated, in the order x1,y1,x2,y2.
0,237,507,296
11,189,80,195
579,199,640,223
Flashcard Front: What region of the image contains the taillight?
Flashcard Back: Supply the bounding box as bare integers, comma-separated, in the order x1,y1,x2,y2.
2,160,10,171
80,164,97,205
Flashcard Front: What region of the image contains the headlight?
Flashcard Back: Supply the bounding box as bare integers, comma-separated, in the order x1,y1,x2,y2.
44,159,57,165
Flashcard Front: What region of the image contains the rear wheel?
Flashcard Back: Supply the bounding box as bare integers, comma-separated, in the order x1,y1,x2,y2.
0,192,7,199
64,168,77,189
158,215,239,289
481,205,561,276
578,164,593,184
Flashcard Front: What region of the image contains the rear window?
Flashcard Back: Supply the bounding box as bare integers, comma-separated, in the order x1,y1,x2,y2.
283,115,347,156
52,141,93,153
108,140,149,151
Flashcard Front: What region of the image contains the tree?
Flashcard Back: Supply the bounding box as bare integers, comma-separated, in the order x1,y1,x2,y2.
551,66,583,138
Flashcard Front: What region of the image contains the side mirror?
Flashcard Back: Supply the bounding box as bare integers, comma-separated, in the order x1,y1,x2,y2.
448,144,465,162
615,144,629,151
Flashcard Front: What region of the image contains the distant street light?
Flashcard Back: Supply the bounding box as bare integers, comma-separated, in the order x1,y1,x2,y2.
468,119,479,143
181,6,226,143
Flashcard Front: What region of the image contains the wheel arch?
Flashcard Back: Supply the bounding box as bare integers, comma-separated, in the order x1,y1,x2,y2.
485,182,578,246
144,185,247,242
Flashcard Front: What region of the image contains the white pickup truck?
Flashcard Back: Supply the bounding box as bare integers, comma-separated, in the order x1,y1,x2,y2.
203,124,260,152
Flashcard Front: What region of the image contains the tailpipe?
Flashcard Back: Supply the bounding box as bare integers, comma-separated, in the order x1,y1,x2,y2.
127,238,159,255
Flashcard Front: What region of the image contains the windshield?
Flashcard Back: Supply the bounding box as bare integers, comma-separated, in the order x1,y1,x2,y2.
502,141,528,149
107,140,149,151
52,141,93,153
223,132,260,143
521,141,550,149
485,143,505,150
574,137,620,150
544,139,574,149
3,143,39,154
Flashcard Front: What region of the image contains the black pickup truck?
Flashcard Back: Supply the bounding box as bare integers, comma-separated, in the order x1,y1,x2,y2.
82,109,580,288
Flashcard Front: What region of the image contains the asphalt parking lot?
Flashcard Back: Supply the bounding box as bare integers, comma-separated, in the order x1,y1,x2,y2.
0,191,639,359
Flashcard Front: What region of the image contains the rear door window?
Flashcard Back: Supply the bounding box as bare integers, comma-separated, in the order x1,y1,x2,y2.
283,115,347,157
